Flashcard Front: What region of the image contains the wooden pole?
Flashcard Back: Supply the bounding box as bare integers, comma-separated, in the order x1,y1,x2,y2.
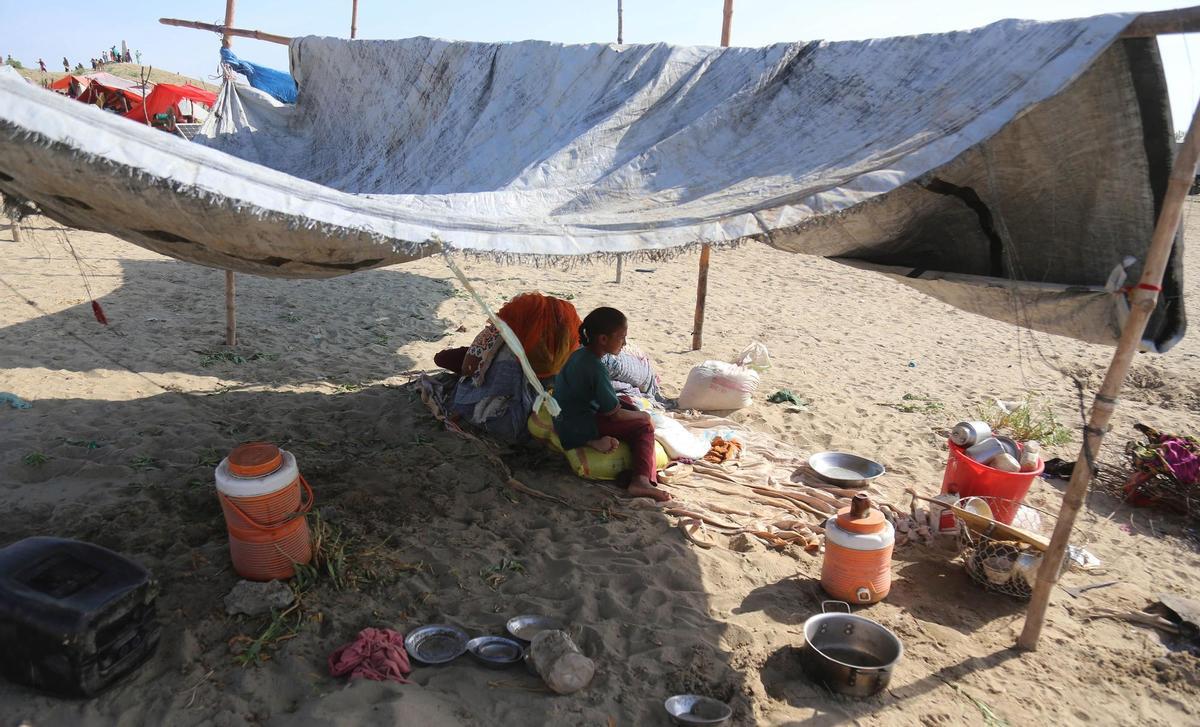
720,0,733,46
614,0,625,284
225,270,237,346
221,1,236,48
691,0,733,350
222,0,238,348
9,219,20,243
1121,5,1200,37
351,0,359,39
1016,95,1200,651
159,18,292,47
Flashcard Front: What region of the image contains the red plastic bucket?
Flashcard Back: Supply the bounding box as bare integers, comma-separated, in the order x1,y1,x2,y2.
940,440,1043,524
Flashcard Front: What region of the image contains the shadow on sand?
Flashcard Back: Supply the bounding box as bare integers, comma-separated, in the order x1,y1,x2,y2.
0,384,754,725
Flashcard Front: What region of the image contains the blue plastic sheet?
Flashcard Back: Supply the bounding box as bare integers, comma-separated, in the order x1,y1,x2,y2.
220,48,296,104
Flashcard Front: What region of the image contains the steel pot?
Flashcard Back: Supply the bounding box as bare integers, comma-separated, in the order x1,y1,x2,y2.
800,601,903,698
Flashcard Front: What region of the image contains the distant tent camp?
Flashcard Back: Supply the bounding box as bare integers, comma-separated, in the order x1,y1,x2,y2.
123,83,217,126
0,13,1189,351
48,71,147,113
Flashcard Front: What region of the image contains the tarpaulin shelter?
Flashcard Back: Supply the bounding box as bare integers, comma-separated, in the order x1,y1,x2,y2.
0,12,1188,351
49,71,147,110
47,74,90,96
123,83,217,125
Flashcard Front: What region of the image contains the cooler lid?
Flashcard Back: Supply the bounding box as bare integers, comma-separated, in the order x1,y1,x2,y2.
835,493,887,534
228,442,283,478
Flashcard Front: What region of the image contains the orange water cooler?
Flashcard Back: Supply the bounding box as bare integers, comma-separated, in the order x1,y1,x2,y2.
820,493,894,604
215,442,313,581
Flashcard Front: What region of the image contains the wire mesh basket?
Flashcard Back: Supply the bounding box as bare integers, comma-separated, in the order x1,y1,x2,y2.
955,496,1061,599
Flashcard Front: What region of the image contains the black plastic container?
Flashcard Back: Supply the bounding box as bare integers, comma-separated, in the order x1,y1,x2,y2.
0,537,160,696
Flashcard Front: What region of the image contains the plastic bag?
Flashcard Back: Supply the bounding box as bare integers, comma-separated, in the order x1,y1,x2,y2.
731,341,771,372
650,412,710,460
677,360,759,412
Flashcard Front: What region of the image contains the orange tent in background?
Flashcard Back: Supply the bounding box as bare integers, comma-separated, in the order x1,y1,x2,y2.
123,83,216,125
49,72,147,110
48,74,90,94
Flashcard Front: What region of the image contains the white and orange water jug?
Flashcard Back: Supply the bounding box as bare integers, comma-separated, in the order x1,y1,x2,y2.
215,442,313,581
821,493,895,604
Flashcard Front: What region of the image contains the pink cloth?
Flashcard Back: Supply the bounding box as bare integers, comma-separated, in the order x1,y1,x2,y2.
1162,438,1200,485
328,627,412,683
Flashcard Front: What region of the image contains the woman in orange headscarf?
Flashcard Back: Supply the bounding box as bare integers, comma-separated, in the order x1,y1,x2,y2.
435,292,581,384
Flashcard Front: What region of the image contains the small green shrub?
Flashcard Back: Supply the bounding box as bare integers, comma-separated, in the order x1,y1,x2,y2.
973,395,1072,446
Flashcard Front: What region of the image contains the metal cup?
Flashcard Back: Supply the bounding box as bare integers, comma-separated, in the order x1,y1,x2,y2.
950,421,992,447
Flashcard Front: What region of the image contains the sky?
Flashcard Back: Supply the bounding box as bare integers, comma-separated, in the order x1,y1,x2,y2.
2,0,1200,129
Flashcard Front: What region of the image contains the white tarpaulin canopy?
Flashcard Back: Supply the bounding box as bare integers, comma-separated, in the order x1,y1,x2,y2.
0,13,1186,349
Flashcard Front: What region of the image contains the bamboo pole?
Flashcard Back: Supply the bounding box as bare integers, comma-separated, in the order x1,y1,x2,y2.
159,18,292,47
225,270,237,346
721,0,733,46
1121,5,1200,37
351,0,359,39
1017,96,1200,651
691,0,733,350
222,0,238,348
614,0,625,284
221,0,236,48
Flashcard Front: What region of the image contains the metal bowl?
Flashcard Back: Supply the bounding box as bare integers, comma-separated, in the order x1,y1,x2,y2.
466,635,525,668
404,624,469,665
663,694,733,726
808,452,886,486
506,614,564,643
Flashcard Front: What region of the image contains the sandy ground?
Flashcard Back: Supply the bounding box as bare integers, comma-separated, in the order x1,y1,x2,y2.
1,201,1199,726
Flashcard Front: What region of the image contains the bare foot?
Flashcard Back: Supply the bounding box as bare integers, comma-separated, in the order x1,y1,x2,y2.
628,482,671,502
586,436,619,453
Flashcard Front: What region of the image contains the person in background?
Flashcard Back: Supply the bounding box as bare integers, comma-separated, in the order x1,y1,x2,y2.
62,56,69,72
553,307,669,502
37,58,46,72
135,50,142,64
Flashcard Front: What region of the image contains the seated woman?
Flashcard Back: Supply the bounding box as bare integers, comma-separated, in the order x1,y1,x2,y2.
439,292,581,441
435,292,581,384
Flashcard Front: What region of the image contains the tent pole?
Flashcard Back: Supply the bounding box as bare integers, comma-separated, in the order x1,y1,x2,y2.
222,0,238,347
159,18,293,47
1017,95,1200,651
614,0,625,284
691,0,733,350
1121,5,1200,36
351,0,359,39
225,270,237,346
221,0,236,49
720,0,733,45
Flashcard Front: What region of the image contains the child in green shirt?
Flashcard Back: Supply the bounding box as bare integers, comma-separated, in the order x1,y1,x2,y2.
553,307,670,502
